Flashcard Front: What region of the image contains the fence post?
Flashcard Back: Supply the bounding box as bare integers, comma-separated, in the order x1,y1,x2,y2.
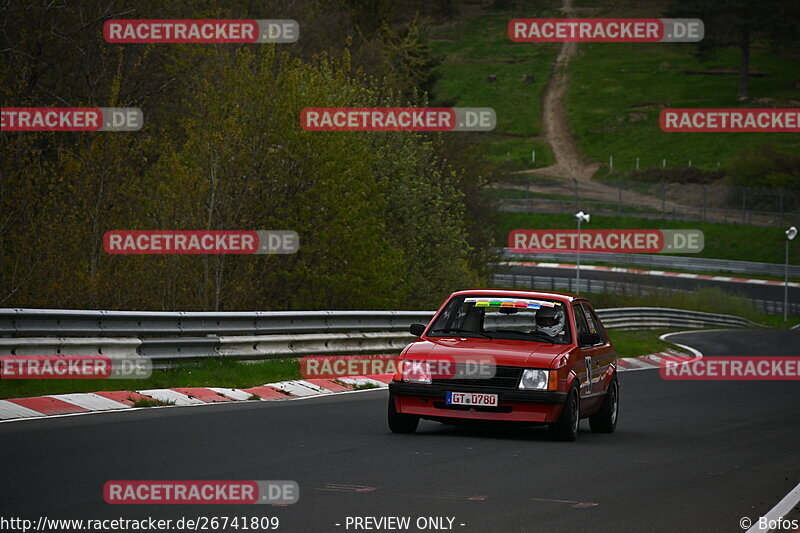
702,185,707,222
609,155,613,172
526,181,530,212
573,179,578,211
741,187,746,224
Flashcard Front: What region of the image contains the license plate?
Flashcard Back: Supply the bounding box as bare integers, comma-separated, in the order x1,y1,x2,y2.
446,391,498,407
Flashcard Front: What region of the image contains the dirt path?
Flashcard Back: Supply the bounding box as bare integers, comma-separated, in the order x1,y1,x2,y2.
527,0,599,181
503,0,681,211
493,0,781,226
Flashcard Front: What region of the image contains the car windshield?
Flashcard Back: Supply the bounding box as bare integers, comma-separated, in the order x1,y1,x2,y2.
427,295,572,344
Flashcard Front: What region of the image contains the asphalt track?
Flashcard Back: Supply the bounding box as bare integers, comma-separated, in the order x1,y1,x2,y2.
504,264,800,303
1,329,798,533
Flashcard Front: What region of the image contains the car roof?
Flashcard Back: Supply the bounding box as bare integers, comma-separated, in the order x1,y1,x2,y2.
450,288,583,303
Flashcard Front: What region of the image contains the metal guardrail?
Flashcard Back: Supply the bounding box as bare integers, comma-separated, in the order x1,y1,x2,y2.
0,305,766,361
499,249,800,278
597,307,761,330
491,272,800,316
0,309,434,337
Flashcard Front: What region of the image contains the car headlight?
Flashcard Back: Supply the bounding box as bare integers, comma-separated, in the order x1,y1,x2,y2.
519,369,549,390
402,361,432,384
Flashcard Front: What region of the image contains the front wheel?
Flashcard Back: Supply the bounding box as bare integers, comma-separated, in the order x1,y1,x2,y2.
549,386,579,441
589,375,619,433
387,394,419,434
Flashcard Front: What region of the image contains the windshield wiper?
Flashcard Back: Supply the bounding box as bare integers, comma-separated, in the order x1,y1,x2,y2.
430,328,493,339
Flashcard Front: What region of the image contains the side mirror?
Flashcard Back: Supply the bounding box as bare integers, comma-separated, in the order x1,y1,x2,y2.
409,323,426,337
579,332,601,346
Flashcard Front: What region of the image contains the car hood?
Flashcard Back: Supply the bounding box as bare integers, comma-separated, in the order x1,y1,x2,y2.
403,337,572,368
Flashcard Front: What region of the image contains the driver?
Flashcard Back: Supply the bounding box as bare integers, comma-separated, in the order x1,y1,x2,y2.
535,306,565,338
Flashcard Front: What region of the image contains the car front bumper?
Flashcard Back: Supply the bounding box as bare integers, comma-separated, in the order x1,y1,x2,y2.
389,382,567,423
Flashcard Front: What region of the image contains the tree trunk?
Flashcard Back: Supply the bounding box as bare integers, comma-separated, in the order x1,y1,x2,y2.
738,27,750,99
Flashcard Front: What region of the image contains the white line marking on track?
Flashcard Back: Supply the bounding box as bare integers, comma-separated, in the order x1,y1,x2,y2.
338,377,389,388
269,380,323,397
137,389,206,406
619,357,658,371
293,380,334,394
208,387,252,401
746,481,800,533
0,400,46,420
659,332,706,362
49,393,130,411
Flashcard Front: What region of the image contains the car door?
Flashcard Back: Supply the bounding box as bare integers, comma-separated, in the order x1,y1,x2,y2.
572,302,608,412
571,304,594,398
580,301,616,386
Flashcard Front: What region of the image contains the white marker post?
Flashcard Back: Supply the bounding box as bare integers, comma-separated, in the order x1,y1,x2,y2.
574,211,590,294
785,226,797,322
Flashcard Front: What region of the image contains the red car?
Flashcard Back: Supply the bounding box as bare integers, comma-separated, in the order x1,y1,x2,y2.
388,289,618,441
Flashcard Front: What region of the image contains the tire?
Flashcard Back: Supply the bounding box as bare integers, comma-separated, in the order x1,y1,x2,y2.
589,375,619,434
549,385,579,441
387,394,419,434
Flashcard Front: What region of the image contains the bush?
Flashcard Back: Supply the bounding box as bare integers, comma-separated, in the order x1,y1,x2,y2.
627,166,724,184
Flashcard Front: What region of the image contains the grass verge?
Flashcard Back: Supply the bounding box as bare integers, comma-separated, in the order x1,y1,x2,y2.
607,329,677,359
429,0,559,169
0,358,302,401
497,212,800,266
131,397,175,408
567,0,800,172
584,287,798,329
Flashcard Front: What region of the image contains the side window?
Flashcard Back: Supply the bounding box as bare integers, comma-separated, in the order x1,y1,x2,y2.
573,304,591,345
581,302,606,343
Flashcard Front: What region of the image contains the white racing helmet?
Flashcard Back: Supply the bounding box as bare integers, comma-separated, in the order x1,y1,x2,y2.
535,306,565,337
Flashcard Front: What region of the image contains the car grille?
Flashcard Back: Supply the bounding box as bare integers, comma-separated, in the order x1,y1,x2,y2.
431,364,523,389
432,401,513,413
